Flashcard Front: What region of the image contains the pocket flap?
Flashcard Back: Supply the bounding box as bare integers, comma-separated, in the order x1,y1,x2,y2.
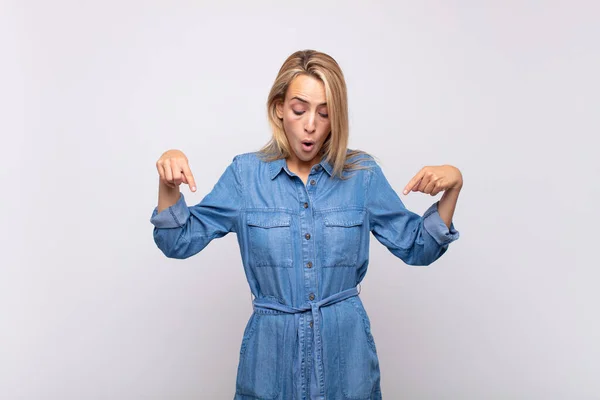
324,210,364,227
247,212,292,228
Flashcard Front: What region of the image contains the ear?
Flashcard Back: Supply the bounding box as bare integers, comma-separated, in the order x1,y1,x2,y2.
275,101,284,120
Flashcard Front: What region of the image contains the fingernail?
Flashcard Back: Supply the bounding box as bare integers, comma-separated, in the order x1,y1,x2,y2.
192,187,196,191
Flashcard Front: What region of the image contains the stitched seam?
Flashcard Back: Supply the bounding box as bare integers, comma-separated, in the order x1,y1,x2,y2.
315,207,365,214
168,206,182,227
245,207,295,213
365,165,375,228
231,155,244,233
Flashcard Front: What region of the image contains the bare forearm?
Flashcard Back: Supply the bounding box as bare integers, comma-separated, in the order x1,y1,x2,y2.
157,181,181,213
437,186,461,229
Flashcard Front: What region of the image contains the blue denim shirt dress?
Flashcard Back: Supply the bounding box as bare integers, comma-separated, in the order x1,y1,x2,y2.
150,151,460,400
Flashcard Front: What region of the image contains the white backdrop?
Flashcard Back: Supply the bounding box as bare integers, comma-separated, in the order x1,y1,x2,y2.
1,0,599,398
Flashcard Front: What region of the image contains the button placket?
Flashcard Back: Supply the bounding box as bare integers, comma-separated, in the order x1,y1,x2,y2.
294,175,318,326
296,168,323,398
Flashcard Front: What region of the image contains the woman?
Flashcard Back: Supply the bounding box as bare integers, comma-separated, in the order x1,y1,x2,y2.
150,49,462,400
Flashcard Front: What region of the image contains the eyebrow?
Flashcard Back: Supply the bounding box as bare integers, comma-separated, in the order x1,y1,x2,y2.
291,96,327,107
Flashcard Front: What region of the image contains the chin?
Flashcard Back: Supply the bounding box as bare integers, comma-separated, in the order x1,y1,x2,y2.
300,148,319,161
297,154,312,162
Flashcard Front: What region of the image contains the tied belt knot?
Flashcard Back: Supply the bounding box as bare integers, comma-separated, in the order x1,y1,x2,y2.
251,286,360,397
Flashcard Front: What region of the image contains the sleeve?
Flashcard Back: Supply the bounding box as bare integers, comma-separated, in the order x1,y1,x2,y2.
366,161,460,266
149,155,243,259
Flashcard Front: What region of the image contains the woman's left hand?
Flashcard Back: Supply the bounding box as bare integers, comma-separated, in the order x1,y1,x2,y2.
402,165,463,196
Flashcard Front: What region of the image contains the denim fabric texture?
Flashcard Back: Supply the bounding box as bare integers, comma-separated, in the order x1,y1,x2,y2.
150,151,460,400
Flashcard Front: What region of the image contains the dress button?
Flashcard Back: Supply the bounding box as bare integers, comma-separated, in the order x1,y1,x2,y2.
306,261,313,268
303,202,309,208
309,293,315,301
309,321,314,328
305,233,311,240
316,165,322,171
310,179,316,185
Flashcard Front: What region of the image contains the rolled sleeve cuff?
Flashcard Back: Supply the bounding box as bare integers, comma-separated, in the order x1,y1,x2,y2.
422,201,460,246
149,192,190,228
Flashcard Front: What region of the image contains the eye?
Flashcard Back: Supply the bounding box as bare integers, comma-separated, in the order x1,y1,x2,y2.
293,110,305,116
319,113,329,118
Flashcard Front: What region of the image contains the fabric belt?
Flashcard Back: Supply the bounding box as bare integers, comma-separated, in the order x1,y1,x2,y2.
252,286,360,398
252,286,359,315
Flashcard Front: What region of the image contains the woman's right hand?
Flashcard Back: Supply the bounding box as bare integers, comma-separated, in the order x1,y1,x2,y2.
156,149,197,192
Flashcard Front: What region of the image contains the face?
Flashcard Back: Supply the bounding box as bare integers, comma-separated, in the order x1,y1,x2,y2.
276,74,331,170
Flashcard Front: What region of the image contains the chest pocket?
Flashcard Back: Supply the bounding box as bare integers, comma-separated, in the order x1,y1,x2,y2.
320,210,365,268
246,211,293,268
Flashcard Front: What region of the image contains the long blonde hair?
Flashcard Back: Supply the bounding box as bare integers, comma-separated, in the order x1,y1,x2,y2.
258,49,374,179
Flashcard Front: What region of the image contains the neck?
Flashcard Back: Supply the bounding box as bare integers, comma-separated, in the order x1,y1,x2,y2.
286,152,322,175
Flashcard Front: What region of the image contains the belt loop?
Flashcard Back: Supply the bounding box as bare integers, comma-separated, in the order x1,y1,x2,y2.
357,283,361,295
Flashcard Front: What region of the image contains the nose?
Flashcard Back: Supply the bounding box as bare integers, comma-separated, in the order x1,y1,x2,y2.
304,113,316,133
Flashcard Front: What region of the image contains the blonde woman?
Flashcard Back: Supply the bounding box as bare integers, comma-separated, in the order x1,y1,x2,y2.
151,49,462,399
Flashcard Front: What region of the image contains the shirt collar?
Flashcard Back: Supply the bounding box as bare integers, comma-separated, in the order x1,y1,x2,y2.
269,155,333,180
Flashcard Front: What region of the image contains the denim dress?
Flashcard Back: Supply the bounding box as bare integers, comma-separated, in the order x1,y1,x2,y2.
150,151,460,400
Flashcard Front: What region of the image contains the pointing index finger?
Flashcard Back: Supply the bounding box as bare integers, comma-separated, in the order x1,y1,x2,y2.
403,169,424,195
182,163,197,192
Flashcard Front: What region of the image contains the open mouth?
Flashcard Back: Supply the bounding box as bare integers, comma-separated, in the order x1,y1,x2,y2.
301,140,315,152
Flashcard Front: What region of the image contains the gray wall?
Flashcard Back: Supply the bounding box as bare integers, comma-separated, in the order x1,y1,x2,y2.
1,0,598,398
